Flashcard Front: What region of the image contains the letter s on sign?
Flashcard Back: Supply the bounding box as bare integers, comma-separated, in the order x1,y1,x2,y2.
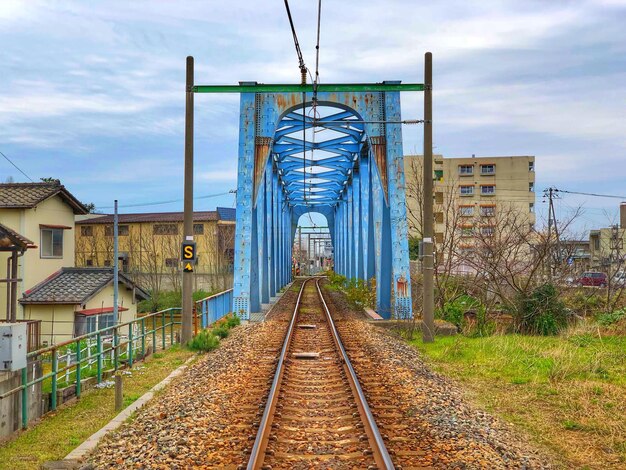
184,245,194,259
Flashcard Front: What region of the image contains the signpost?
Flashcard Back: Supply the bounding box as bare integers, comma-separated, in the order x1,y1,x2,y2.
181,240,196,273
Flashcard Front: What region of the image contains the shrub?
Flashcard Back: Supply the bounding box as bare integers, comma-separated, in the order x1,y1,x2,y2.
187,330,219,352
597,307,626,326
344,278,376,309
225,314,241,329
514,284,569,335
212,325,230,339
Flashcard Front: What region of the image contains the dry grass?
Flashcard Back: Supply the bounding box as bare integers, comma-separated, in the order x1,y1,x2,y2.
412,324,626,469
0,346,194,470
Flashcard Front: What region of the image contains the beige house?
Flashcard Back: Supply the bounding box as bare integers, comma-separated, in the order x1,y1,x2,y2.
404,154,536,241
20,268,148,346
0,182,88,318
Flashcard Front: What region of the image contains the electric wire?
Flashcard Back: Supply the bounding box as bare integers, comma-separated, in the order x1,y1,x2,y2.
0,150,34,182
97,191,232,210
555,188,626,200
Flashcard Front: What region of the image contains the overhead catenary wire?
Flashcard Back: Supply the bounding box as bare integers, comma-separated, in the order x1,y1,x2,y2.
0,150,34,182
554,188,626,200
97,191,232,210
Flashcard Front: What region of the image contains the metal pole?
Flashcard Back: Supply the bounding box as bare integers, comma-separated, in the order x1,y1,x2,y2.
182,55,194,344
9,251,18,322
298,226,302,276
422,52,435,343
113,200,119,325
115,373,123,411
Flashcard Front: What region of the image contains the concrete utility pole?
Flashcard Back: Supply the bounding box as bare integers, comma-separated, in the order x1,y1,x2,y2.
113,199,119,325
182,56,194,344
422,52,435,343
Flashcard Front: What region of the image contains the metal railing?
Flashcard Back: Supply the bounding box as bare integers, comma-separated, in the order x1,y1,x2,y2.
195,288,233,329
0,307,181,429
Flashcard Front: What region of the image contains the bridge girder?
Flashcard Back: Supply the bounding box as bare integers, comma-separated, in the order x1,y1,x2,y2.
233,84,412,320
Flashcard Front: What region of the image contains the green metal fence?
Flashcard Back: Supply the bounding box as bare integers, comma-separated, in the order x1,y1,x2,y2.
0,307,181,429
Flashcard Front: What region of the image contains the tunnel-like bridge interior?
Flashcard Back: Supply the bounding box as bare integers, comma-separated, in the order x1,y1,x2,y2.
233,83,412,320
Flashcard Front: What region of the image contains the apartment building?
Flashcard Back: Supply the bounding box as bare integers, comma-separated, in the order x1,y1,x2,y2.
588,203,626,271
404,154,536,260
75,208,236,292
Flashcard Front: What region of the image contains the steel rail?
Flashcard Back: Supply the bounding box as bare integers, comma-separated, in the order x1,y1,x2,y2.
246,279,308,470
314,278,395,470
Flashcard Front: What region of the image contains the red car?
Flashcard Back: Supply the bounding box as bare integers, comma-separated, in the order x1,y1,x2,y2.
576,272,608,287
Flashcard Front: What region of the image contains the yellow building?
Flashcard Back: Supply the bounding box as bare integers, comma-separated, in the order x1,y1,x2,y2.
589,210,626,271
20,267,148,346
0,181,88,318
75,208,236,293
404,154,536,243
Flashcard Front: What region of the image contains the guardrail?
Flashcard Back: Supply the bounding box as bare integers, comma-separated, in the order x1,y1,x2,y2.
0,307,181,429
195,288,233,329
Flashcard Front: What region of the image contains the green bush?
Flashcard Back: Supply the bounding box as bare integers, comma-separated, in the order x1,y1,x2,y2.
326,271,347,291
212,325,230,339
187,330,220,352
437,295,495,337
597,307,626,326
514,284,569,335
138,289,215,313
225,314,241,329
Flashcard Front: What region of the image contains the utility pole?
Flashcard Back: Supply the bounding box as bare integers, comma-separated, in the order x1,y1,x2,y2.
545,187,561,278
182,56,194,344
113,199,119,325
422,52,435,343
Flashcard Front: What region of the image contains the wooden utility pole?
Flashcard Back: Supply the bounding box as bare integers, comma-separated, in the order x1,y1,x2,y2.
182,56,194,344
422,52,435,343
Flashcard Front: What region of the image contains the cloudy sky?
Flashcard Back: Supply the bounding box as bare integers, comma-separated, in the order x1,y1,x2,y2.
0,0,625,231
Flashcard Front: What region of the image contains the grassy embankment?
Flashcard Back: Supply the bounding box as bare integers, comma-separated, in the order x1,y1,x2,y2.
0,346,194,470
412,326,626,469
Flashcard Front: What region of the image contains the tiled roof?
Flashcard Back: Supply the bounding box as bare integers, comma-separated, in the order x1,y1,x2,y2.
20,268,148,304
217,207,236,221
0,223,35,251
77,208,236,225
0,182,88,214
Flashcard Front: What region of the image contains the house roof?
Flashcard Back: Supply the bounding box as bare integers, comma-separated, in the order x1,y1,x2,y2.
0,182,88,214
216,207,236,221
20,268,149,305
76,307,129,316
0,223,36,251
76,207,235,224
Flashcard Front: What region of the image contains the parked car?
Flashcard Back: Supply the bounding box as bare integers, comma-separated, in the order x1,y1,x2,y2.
576,272,608,287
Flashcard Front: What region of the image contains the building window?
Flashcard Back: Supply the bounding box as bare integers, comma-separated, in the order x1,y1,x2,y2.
105,225,129,236
154,224,178,235
435,212,444,224
86,259,94,267
104,259,111,267
529,161,535,172
86,313,115,334
458,165,473,176
480,164,495,175
435,192,444,204
459,206,474,217
593,237,600,250
529,182,535,192
461,226,474,237
435,232,444,244
81,226,93,237
460,185,474,196
481,185,496,195
41,228,63,258
481,226,495,237
480,206,496,217
193,223,204,235
529,202,535,213
165,258,178,268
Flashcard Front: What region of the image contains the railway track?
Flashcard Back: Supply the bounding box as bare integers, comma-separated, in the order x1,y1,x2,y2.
247,278,394,470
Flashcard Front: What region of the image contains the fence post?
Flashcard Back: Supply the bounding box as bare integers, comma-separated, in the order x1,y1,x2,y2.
152,315,157,354
113,326,119,371
141,317,146,358
75,340,82,398
170,309,174,345
97,333,103,383
161,311,166,350
51,349,58,411
128,323,134,367
21,367,28,429
115,373,123,411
